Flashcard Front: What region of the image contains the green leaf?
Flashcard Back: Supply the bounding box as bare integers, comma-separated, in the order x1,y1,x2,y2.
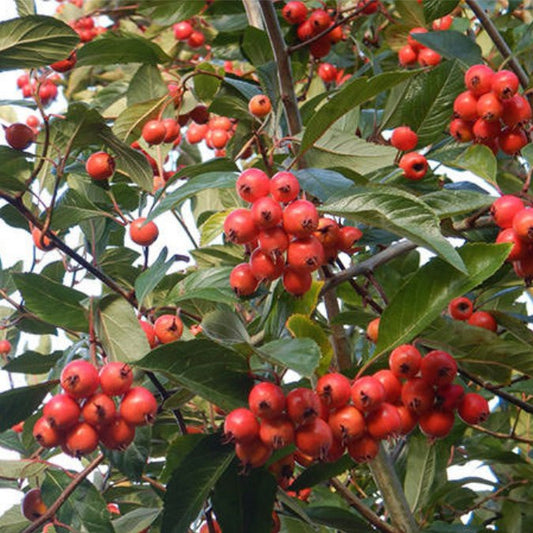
375,243,510,355
138,0,204,25
0,505,31,533
136,339,252,411
423,0,459,21
404,434,436,512
112,95,168,142
161,434,205,483
166,267,236,306
451,144,497,186
286,315,333,375
412,31,483,67
294,168,355,202
199,211,226,246
305,506,375,532
15,0,36,17
105,426,151,482
162,433,234,533
193,62,222,103
0,459,48,479
255,338,321,378
148,171,238,221
290,455,355,491
423,317,533,382
395,0,426,26
42,469,114,533
212,459,277,533
382,61,465,147
13,272,88,331
96,295,150,363
77,33,170,67
128,64,168,106
3,350,62,374
323,188,466,272
52,189,109,230
305,132,397,175
0,382,56,432
113,508,161,533
201,309,251,345
242,26,273,66
0,146,32,192
422,189,492,218
299,70,417,155
0,15,78,71
135,248,175,307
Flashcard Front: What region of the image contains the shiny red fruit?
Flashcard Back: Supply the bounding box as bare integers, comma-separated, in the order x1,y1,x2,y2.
467,310,497,332
391,126,418,151
99,361,134,396
5,123,35,150
119,386,158,426
61,360,99,399
129,217,159,246
398,152,428,180
458,392,489,425
448,296,473,321
86,151,115,180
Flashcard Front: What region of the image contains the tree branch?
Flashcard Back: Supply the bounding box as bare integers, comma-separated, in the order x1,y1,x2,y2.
22,454,105,533
256,0,302,136
465,0,529,89
330,477,397,533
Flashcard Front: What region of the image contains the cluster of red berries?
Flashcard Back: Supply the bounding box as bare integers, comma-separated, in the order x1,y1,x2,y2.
448,296,498,332
398,17,453,67
281,1,345,58
390,126,430,181
68,15,107,43
225,168,363,297
172,19,206,49
450,64,531,154
223,354,489,471
491,195,533,282
185,113,235,156
32,359,158,457
16,74,58,106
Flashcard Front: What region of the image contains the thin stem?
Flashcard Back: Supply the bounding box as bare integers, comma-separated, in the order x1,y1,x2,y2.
257,0,302,136
465,0,528,89
472,424,533,445
330,477,397,533
22,454,105,533
458,367,533,415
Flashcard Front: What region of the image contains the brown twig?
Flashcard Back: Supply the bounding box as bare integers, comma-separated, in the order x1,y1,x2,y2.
330,477,397,533
471,424,533,446
22,454,105,533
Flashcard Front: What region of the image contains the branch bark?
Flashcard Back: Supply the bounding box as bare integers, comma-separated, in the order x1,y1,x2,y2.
22,454,105,533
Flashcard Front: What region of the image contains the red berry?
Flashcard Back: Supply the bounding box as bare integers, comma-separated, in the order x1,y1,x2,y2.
315,372,351,409
458,392,489,425
513,208,533,243
327,405,365,443
139,319,158,349
173,20,193,40
224,407,259,443
464,64,495,96
21,488,48,521
448,296,473,320
419,409,455,438
476,92,504,122
0,339,11,354
82,393,117,427
391,126,418,151
373,369,402,403
449,118,474,142
407,27,428,51
129,217,159,246
418,48,441,67
351,376,385,412
398,45,417,66
435,383,464,411
282,266,312,296
420,350,457,387
43,393,81,430
142,119,167,145
287,236,325,272
491,69,519,100
119,386,158,426
347,434,379,463
295,418,333,459
249,248,284,281
366,402,402,440
496,228,529,261
5,123,35,150
258,226,289,256
308,9,331,34
248,94,272,118
235,437,272,469
502,94,532,127
283,199,319,237
259,415,295,449
286,387,321,427
251,196,283,229
61,360,99,399
491,195,524,229
99,415,136,450
236,168,270,202
401,377,435,415
248,382,286,420
318,63,338,83
33,416,64,448
86,151,115,180
270,171,300,203
154,314,183,343
224,208,258,244
187,30,205,48
499,128,529,155
389,344,422,379
230,263,260,296
398,152,428,180
282,1,308,25
50,51,77,72
467,310,497,332
64,421,99,457
453,91,479,122
99,361,134,396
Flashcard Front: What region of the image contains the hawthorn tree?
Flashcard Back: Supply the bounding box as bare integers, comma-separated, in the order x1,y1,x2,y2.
1,0,533,531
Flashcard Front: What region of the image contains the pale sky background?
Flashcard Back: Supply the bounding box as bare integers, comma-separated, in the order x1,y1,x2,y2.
0,0,496,524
